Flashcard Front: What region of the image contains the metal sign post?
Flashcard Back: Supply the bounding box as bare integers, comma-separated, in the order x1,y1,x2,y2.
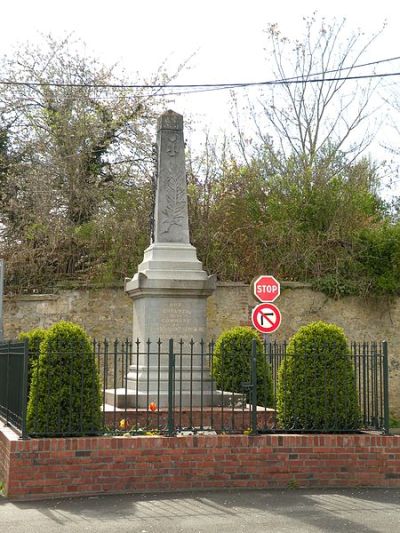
0,259,3,341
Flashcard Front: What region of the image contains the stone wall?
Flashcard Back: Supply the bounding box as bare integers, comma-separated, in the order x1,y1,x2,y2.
4,288,133,340
3,282,399,415
208,282,399,416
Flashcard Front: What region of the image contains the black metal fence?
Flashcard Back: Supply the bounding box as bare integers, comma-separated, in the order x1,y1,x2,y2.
0,338,390,438
0,340,28,435
264,340,389,433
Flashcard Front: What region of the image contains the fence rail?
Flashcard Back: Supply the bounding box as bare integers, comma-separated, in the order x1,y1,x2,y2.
0,337,390,438
264,340,389,433
0,340,28,436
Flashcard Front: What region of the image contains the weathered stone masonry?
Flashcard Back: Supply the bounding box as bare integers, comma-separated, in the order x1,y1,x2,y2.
3,282,400,415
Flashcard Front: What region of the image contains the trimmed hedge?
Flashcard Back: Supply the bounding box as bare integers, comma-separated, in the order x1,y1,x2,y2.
27,321,102,436
18,327,47,396
212,326,273,407
276,321,361,431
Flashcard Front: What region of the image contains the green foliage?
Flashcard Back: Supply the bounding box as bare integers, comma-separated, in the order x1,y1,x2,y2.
276,321,360,431
212,326,273,407
18,327,47,354
27,321,102,436
311,274,359,298
312,223,400,298
389,413,400,428
0,31,399,300
188,145,394,298
84,185,152,283
0,35,161,290
18,327,47,395
355,224,400,295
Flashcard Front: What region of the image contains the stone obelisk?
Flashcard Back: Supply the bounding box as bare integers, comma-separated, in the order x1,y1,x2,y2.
124,110,216,407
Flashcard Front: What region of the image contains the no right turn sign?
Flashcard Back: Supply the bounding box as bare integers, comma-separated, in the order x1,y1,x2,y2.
251,302,282,334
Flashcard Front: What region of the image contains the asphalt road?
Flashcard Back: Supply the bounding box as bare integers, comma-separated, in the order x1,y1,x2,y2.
1,488,400,533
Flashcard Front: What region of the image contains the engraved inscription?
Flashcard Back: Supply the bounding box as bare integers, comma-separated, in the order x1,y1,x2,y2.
159,301,205,339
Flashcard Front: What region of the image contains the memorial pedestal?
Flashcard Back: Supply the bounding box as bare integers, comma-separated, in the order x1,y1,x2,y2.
122,242,217,408
125,242,215,342
117,110,218,409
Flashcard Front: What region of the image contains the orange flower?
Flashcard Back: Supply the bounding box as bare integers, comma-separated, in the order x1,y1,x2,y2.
149,402,157,412
119,418,129,430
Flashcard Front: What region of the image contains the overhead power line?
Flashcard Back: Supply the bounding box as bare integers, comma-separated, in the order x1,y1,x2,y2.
0,55,399,95
1,71,400,89
279,55,400,80
0,70,399,94
158,71,400,97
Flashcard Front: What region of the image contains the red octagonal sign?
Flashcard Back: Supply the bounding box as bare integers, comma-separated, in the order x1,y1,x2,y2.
254,275,280,303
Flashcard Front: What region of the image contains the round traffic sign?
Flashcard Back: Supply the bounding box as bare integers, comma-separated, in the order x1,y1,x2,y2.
253,275,280,303
251,303,282,334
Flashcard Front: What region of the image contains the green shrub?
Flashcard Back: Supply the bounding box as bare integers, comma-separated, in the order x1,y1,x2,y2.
356,224,400,295
27,321,102,436
18,327,47,396
390,413,400,429
276,321,360,431
212,326,273,407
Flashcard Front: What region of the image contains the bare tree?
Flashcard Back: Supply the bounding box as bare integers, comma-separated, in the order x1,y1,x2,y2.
233,15,384,173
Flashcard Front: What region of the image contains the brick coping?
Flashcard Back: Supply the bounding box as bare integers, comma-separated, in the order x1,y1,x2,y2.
1,426,400,500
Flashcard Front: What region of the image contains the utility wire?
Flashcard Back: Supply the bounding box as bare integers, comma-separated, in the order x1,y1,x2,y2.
277,55,400,81
121,70,400,98
0,56,400,94
1,70,398,100
0,71,398,90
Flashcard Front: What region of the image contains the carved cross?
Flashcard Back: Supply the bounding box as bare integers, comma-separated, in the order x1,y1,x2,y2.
167,134,178,157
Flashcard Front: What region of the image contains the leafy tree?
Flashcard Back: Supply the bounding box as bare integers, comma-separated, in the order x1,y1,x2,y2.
186,16,391,295
0,35,165,289
117,13,400,301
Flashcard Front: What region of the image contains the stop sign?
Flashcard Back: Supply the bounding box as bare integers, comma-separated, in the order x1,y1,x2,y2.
253,275,280,303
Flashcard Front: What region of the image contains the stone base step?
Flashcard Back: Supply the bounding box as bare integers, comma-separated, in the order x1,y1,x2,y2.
104,388,246,409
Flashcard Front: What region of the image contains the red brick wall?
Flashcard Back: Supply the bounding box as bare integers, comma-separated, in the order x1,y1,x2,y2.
0,431,7,490
0,425,14,495
2,429,400,500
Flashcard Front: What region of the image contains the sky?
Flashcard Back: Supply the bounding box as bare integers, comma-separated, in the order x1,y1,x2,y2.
1,0,400,194
1,1,395,76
